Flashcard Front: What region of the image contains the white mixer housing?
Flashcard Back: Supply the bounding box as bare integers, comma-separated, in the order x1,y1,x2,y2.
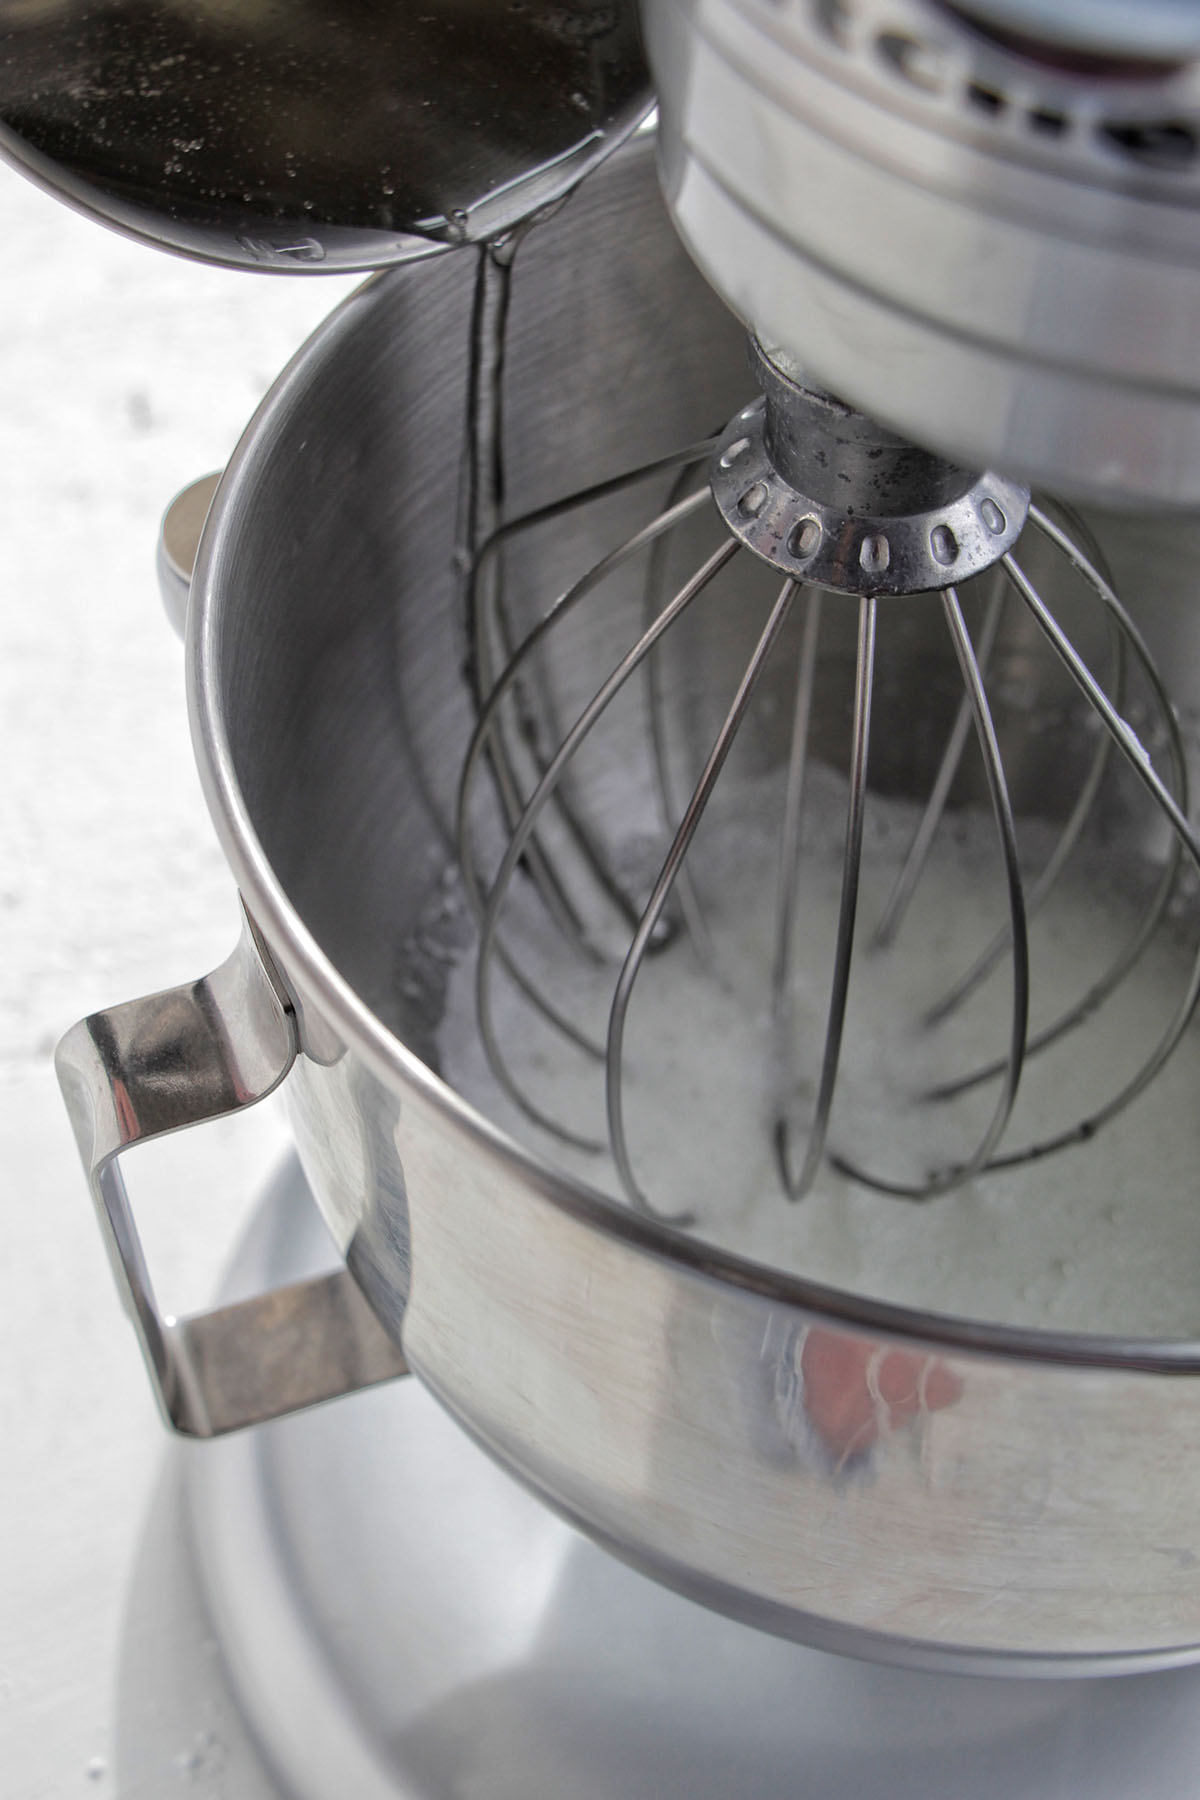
642,0,1200,507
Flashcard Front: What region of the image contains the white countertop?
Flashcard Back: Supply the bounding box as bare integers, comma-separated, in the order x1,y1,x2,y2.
0,158,358,1797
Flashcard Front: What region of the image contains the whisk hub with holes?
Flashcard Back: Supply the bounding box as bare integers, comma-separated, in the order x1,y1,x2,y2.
712,344,1029,597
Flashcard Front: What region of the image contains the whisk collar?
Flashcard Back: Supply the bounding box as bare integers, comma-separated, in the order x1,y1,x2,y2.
711,345,1029,598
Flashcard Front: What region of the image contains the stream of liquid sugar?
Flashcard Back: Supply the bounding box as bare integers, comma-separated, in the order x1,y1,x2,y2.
437,763,1200,1337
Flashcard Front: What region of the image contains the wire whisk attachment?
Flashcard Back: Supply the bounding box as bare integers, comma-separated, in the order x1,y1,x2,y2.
457,341,1200,1224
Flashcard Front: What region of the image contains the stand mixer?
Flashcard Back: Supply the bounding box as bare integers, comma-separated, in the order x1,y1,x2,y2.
11,0,1200,1733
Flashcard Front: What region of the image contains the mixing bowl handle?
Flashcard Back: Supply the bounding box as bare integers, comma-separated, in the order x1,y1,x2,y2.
54,907,408,1436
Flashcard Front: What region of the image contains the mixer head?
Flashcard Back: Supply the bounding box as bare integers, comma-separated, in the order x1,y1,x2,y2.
641,0,1200,509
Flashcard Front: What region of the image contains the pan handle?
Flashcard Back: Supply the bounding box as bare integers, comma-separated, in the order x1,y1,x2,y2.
55,909,408,1436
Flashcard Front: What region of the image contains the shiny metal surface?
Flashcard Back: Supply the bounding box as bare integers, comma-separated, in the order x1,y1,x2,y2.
185,1159,1200,1799
709,393,1029,598
158,137,1200,1669
642,0,1200,507
55,910,406,1435
0,0,650,271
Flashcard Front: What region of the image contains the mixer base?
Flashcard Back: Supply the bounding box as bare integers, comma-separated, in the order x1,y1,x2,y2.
184,1159,1200,1800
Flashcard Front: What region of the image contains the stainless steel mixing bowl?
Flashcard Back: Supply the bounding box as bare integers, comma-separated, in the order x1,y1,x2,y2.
58,133,1200,1676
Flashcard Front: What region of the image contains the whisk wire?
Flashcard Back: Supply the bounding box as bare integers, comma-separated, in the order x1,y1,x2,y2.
926,649,1182,1106
968,535,1200,1168
1006,526,1197,867
465,438,723,954
872,569,1009,952
923,548,1185,1102
644,459,726,971
920,614,1121,1031
606,574,800,1222
485,583,646,935
470,437,723,574
471,535,740,1151
471,550,592,956
458,485,713,1063
770,588,824,1038
887,535,1184,1111
832,585,1031,1199
778,595,877,1200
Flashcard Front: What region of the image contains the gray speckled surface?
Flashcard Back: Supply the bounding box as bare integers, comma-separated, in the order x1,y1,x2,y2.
0,157,358,1796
